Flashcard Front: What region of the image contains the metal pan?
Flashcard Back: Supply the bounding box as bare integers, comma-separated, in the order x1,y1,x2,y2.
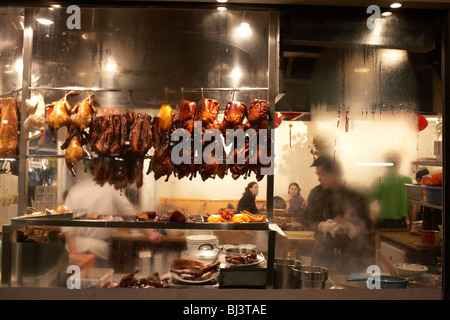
347,275,410,289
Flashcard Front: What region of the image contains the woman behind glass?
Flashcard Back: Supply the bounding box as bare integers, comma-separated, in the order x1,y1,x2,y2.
237,182,261,215
286,182,307,226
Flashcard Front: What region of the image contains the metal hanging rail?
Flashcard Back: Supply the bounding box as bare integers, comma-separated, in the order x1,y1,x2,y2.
28,86,269,93
0,88,22,99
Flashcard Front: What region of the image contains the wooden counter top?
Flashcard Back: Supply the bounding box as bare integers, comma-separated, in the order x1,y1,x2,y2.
377,230,441,252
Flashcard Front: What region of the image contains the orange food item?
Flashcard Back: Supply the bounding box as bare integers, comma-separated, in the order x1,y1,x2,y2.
231,214,250,223
242,211,266,222
207,215,226,223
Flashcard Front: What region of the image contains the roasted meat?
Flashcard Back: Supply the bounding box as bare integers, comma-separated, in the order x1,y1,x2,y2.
72,94,100,130
219,101,247,133
245,99,270,131
195,98,221,130
47,91,80,142
195,98,226,181
170,258,220,281
170,99,197,134
61,125,89,176
169,100,197,180
23,94,46,140
0,97,18,157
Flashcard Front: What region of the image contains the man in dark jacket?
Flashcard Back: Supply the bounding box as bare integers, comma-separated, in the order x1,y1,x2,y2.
307,156,372,274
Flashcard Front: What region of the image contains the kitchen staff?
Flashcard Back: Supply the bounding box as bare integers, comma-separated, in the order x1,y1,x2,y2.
307,156,372,274
368,151,413,229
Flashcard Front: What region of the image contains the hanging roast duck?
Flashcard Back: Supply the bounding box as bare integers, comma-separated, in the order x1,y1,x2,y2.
46,91,80,142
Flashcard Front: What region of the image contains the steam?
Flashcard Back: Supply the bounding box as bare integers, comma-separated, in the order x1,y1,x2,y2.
309,45,418,191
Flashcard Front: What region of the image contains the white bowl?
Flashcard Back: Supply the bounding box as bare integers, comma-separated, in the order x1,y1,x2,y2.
393,263,428,277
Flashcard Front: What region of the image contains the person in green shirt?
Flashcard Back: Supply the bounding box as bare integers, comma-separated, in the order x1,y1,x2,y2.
368,151,413,229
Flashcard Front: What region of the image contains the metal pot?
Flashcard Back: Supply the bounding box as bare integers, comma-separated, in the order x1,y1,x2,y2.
274,258,303,289
293,265,328,289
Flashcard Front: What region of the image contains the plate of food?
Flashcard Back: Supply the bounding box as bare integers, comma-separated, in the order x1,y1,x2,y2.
224,251,265,267
170,258,220,284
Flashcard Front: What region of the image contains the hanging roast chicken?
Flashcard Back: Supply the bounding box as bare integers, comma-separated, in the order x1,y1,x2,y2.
46,91,80,142
0,97,18,157
23,94,46,140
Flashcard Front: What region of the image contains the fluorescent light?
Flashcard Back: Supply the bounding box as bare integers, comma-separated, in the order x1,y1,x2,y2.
390,3,402,8
217,0,228,2
36,18,54,25
357,162,394,167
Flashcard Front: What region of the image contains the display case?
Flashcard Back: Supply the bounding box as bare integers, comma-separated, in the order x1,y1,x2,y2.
0,2,448,301
1,4,281,290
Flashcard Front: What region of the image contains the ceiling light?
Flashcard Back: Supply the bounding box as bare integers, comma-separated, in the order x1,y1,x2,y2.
217,6,227,12
236,22,252,37
36,8,54,25
231,67,242,80
382,11,392,17
390,3,402,8
217,0,228,2
105,60,117,72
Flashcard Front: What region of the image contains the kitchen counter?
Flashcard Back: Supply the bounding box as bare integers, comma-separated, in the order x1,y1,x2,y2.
376,230,441,252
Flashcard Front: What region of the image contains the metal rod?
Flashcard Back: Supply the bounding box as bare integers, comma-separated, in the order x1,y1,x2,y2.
28,86,269,93
18,8,34,217
0,88,22,99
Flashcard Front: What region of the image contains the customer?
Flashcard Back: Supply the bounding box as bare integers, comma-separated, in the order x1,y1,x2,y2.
307,156,372,274
237,182,261,215
368,151,413,229
285,182,307,225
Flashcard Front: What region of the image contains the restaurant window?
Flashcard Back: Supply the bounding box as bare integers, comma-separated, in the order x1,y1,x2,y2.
274,6,444,291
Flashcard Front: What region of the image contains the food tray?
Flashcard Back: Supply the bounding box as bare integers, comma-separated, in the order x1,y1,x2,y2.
81,268,114,288
14,209,87,220
423,185,442,206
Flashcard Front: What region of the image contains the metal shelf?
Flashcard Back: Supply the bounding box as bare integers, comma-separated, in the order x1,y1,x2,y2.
410,199,443,210
10,216,270,231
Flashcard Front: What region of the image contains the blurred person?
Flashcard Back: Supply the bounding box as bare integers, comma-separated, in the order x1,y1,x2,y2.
237,182,263,215
368,151,413,229
63,173,163,268
285,182,307,225
307,156,372,274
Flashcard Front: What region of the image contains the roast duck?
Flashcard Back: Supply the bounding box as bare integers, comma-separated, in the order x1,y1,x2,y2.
61,125,90,177
38,91,271,186
0,97,18,157
170,258,220,282
46,91,80,142
71,94,100,130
